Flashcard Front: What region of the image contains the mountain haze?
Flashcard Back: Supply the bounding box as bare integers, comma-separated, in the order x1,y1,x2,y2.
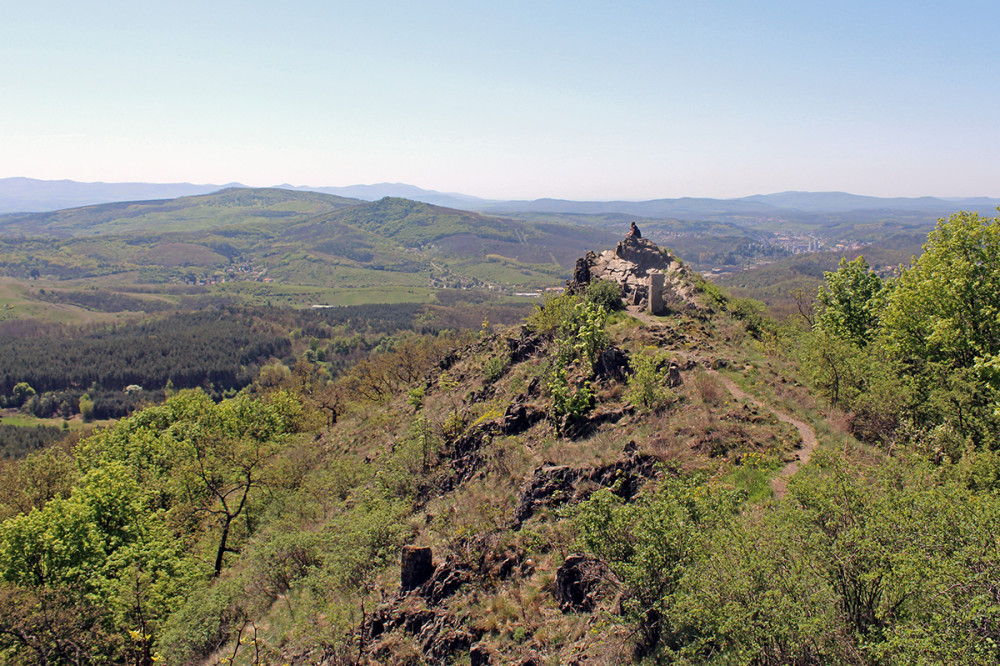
3,178,997,221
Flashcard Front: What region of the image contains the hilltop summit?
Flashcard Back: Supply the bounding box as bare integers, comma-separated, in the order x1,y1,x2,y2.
569,236,701,312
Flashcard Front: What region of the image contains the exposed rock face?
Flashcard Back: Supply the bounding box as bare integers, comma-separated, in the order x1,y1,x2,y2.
501,402,545,435
401,545,434,591
568,237,698,312
555,555,620,612
571,256,591,287
418,555,473,605
513,449,660,525
594,346,631,383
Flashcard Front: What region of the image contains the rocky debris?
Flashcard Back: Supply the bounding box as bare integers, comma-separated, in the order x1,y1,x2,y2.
437,432,490,493
438,351,460,371
418,555,473,605
710,358,730,370
452,533,534,583
555,555,620,612
364,556,478,662
723,403,773,425
422,624,475,663
594,346,630,383
513,450,659,525
501,402,545,436
569,238,699,311
363,542,532,664
513,465,578,525
507,327,543,364
588,452,659,500
401,545,434,591
563,404,635,440
470,643,494,665
367,604,476,664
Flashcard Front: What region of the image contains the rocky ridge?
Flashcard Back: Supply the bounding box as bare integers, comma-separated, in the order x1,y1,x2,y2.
569,236,700,312
290,238,811,665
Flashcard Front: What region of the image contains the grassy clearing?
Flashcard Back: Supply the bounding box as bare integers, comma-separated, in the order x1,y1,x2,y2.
0,412,113,431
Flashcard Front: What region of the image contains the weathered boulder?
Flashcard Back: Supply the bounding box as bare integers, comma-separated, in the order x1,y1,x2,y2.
401,545,434,591
667,362,683,387
501,402,544,435
594,345,630,383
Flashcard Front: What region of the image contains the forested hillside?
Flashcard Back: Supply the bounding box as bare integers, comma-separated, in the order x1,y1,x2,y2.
0,212,998,664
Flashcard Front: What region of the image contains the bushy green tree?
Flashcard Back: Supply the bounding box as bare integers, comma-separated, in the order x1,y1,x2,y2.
815,256,887,347
584,278,624,312
574,474,743,653
11,382,35,409
883,211,1000,373
626,347,675,411
880,211,1000,444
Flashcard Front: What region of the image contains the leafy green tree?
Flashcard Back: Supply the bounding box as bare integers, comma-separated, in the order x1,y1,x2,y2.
574,474,743,653
11,382,35,409
78,392,95,422
883,211,1000,371
881,211,1000,443
168,391,301,575
815,256,886,347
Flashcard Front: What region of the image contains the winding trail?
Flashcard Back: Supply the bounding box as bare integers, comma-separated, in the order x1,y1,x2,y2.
628,307,818,499
708,371,817,499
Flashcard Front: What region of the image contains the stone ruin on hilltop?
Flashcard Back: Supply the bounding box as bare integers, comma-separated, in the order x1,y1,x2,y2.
568,236,700,314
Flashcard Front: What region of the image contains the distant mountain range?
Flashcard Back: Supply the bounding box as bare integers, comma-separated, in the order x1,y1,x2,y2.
1,177,997,220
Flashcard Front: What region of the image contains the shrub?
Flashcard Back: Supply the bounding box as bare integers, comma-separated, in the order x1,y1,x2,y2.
482,354,508,384
526,292,581,336
585,279,624,312
626,347,675,412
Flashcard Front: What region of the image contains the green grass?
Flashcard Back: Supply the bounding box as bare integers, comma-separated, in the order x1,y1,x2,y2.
0,413,112,431
717,453,781,503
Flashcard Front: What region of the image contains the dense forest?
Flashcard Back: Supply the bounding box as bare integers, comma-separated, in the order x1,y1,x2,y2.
0,211,998,664
0,301,530,423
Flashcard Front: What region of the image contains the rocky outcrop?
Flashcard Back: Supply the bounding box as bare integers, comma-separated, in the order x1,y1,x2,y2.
513,447,660,525
594,346,630,383
500,402,545,435
401,545,434,591
568,237,699,312
555,555,621,613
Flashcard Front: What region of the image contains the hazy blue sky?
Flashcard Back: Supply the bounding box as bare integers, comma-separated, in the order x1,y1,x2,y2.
3,1,998,199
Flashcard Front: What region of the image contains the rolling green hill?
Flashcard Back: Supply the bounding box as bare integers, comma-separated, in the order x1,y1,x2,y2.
0,189,624,319
0,187,361,237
